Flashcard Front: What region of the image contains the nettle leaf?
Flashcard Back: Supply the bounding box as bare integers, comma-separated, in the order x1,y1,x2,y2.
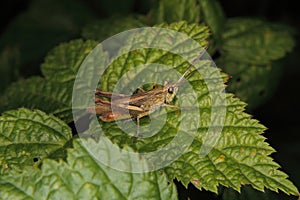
217,58,283,110
88,21,299,196
0,139,177,200
82,16,146,42
0,77,73,122
220,18,295,65
0,108,72,175
162,96,298,195
100,21,210,91
199,0,226,39
41,39,99,83
147,0,200,25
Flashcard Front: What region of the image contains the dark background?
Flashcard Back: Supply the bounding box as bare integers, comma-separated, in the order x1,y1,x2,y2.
0,0,299,199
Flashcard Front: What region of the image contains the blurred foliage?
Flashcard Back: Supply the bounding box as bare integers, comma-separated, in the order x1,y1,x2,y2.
0,47,20,91
41,39,99,83
220,18,295,65
217,59,284,110
218,18,295,110
82,15,146,42
147,0,200,24
0,0,96,90
198,0,226,40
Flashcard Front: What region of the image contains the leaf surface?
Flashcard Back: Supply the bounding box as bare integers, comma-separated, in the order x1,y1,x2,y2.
0,108,72,174
0,139,177,200
41,39,99,83
0,77,73,122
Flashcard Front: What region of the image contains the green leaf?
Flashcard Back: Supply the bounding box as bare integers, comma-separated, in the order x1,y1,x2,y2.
199,0,226,39
0,139,178,200
0,77,73,122
100,21,210,91
147,0,200,25
220,18,295,65
0,108,72,175
41,39,99,83
86,21,298,196
162,96,298,195
217,59,284,110
82,16,146,42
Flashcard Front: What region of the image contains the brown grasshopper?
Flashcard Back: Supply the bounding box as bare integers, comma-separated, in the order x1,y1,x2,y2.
87,57,203,135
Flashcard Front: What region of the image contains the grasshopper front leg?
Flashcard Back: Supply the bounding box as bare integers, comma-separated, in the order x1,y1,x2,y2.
135,104,179,138
135,111,150,138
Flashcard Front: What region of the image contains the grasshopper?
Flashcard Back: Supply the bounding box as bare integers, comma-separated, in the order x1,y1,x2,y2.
87,56,204,136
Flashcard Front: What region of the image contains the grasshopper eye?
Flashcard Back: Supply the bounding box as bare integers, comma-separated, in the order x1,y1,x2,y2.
168,87,174,94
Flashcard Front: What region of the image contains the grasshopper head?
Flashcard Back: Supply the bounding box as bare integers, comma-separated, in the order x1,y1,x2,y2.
164,81,179,103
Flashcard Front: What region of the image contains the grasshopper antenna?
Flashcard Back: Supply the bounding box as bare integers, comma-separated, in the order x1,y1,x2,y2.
176,47,208,85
